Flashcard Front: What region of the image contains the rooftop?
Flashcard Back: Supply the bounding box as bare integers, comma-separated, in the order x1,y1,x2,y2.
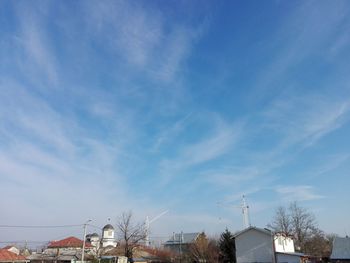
164,232,200,245
331,237,350,260
0,249,27,262
48,236,92,248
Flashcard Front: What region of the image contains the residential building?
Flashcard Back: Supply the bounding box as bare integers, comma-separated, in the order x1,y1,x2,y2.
2,246,20,256
0,249,28,263
28,236,94,263
45,236,93,255
235,227,304,263
164,232,200,254
330,237,350,263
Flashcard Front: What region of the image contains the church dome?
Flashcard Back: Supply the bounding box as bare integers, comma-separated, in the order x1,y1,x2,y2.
103,224,114,231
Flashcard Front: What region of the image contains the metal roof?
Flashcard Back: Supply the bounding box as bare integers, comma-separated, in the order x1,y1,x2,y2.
331,237,350,259
234,226,272,238
276,252,305,257
164,232,200,245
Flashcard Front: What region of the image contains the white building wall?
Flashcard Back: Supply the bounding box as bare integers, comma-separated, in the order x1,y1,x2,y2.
236,229,274,263
103,229,114,239
101,240,117,247
101,229,117,247
274,235,295,253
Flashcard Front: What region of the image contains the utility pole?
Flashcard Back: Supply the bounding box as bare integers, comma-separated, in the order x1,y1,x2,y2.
82,219,91,263
179,231,183,263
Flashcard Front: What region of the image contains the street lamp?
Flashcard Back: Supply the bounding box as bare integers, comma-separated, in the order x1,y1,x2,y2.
82,219,92,263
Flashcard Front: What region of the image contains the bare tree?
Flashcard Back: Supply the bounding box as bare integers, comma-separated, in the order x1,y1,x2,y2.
189,233,219,263
268,202,318,252
268,206,292,236
303,228,334,257
289,201,317,251
117,211,146,259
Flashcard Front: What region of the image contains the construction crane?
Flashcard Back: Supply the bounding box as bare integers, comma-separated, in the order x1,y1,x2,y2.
240,195,251,229
217,195,251,229
145,210,169,246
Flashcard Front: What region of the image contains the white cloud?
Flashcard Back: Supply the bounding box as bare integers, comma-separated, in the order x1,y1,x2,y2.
151,113,193,152
83,0,201,82
251,1,349,101
276,185,324,201
263,94,350,148
13,3,59,86
158,117,244,184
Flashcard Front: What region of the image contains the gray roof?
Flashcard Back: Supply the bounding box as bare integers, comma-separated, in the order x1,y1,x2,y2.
234,226,272,238
164,232,200,245
331,237,350,259
276,252,305,257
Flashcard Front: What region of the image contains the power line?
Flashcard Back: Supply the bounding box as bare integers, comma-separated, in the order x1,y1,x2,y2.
87,224,102,230
0,241,50,244
0,224,83,228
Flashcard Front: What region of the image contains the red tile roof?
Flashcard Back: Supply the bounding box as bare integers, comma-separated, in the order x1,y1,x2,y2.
48,236,92,248
0,249,26,262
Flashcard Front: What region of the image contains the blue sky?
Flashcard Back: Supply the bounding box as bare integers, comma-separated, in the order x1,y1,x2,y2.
1,0,350,244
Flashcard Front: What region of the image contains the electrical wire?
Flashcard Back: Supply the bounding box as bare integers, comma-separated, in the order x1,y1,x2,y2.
0,224,83,228
0,241,49,244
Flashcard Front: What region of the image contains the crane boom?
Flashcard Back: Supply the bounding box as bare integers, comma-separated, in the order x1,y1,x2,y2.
145,210,169,246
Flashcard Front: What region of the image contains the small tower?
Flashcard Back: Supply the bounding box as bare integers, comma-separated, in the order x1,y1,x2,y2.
87,233,100,248
101,224,117,248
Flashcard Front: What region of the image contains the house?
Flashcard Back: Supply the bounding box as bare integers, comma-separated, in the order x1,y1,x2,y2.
0,249,28,263
235,227,304,263
164,232,200,254
330,237,350,263
103,245,167,263
45,236,93,254
28,236,94,263
2,246,20,256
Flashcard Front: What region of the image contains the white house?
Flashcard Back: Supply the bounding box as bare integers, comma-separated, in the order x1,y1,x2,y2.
274,233,304,263
235,227,303,263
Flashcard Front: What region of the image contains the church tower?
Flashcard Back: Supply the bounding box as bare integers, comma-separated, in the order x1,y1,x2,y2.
101,224,117,248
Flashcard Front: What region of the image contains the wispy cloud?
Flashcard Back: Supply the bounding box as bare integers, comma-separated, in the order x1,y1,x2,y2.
276,185,324,202
158,117,244,184
263,94,350,148
83,0,201,82
251,0,349,101
151,113,193,152
13,3,58,86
